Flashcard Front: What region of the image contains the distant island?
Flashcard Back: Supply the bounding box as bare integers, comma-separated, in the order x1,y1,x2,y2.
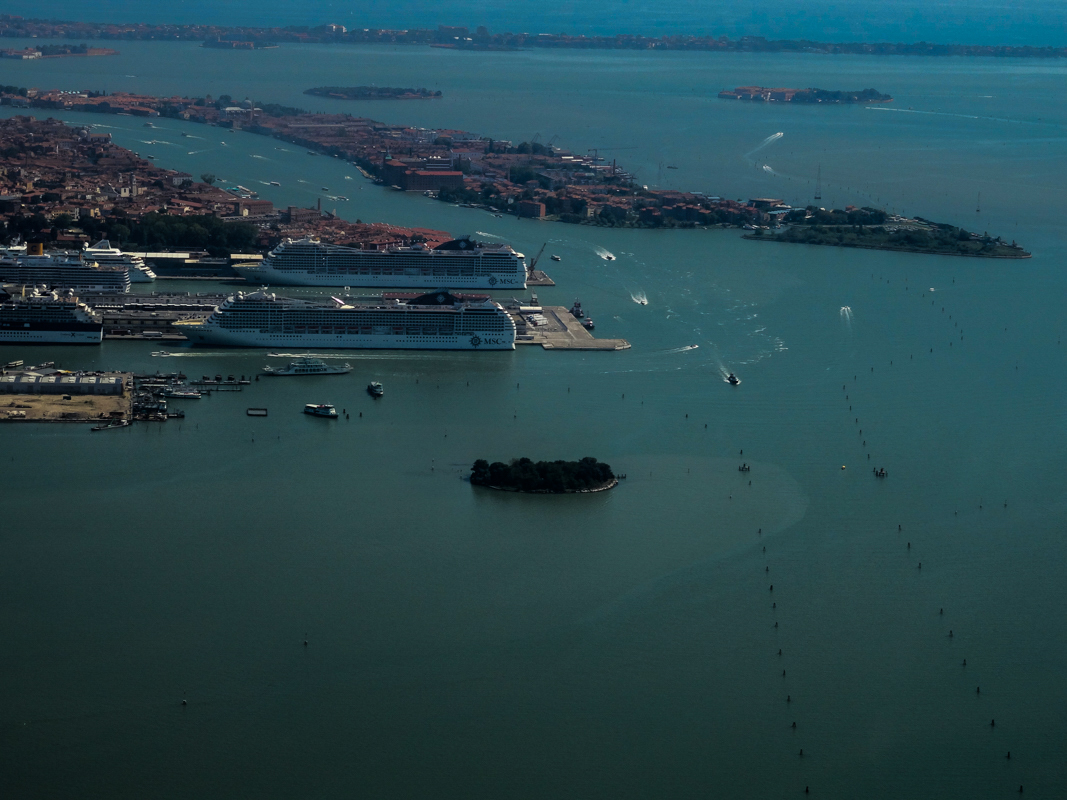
718,87,892,104
746,206,1031,259
305,86,442,100
470,457,617,494
0,43,117,60
4,17,1067,60
202,39,278,50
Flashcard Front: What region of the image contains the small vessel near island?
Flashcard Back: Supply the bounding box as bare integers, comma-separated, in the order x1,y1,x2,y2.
160,387,202,399
91,419,130,431
367,381,384,397
261,356,353,376
727,373,741,385
304,403,338,418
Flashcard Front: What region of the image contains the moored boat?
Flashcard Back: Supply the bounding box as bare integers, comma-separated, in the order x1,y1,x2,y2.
304,403,338,417
367,381,384,397
262,356,353,376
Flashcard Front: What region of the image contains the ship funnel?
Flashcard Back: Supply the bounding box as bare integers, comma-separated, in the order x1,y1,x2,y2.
27,242,44,256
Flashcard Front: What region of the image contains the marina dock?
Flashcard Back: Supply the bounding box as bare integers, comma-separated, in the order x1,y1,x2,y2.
510,306,630,351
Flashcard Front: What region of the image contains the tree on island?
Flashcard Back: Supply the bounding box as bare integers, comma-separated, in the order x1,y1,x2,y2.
471,457,615,493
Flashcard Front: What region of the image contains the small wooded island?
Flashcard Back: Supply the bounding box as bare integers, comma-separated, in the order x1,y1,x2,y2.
745,206,1030,258
718,87,892,104
471,458,617,494
304,86,442,100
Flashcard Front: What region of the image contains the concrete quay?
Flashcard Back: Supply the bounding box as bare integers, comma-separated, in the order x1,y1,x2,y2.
510,306,630,351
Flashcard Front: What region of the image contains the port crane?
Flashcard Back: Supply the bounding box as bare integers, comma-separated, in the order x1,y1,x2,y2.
527,242,547,278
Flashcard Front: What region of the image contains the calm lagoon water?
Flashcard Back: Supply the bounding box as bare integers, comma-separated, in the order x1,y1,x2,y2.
1,41,1067,798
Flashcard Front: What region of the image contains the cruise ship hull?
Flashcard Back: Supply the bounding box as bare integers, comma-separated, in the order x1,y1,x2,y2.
185,327,514,350
128,269,156,283
0,327,102,344
235,263,526,290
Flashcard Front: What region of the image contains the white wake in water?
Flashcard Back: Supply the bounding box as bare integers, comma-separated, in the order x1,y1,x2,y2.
250,154,268,160
474,231,505,240
631,291,649,305
745,131,784,159
595,246,615,261
840,306,853,328
662,344,700,354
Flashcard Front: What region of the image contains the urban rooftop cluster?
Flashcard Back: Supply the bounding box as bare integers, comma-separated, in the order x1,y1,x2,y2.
3,86,772,228
0,114,449,252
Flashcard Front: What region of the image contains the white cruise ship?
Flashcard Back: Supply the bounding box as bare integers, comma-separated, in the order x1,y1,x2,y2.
177,289,516,350
234,237,527,289
83,239,156,282
0,286,103,344
0,244,131,293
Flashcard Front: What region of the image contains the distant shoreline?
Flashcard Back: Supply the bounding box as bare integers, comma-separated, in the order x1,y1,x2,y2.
1,16,1067,60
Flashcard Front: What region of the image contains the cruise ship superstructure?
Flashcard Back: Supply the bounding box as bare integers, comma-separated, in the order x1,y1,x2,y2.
0,244,131,293
83,239,156,282
178,290,516,350
0,286,103,344
234,237,527,289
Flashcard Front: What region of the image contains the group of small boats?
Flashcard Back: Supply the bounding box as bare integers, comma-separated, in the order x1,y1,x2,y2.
250,356,385,418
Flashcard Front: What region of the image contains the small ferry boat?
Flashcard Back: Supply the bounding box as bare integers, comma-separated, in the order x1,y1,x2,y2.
726,373,741,386
91,419,129,431
322,187,329,191
367,381,384,397
269,181,281,187
304,403,338,417
550,254,561,261
261,357,353,376
160,387,202,399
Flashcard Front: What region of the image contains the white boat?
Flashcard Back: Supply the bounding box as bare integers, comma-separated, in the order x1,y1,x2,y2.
261,356,353,376
304,403,338,417
83,239,156,282
160,387,202,398
367,381,384,397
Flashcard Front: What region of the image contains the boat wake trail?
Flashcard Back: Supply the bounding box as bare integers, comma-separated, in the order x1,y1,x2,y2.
840,305,853,330
250,154,269,160
745,132,784,160
631,290,649,306
595,246,616,261
662,344,700,354
474,231,505,240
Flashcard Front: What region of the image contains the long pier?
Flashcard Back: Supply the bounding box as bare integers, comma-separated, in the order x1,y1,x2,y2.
510,306,630,351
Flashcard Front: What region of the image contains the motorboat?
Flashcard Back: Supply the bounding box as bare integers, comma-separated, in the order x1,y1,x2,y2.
367,381,384,398
726,373,741,386
550,254,561,261
304,403,338,417
160,387,202,399
262,357,353,376
582,318,595,330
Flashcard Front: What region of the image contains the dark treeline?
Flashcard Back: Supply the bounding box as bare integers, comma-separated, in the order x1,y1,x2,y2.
2,211,257,255
305,86,442,99
471,457,615,493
